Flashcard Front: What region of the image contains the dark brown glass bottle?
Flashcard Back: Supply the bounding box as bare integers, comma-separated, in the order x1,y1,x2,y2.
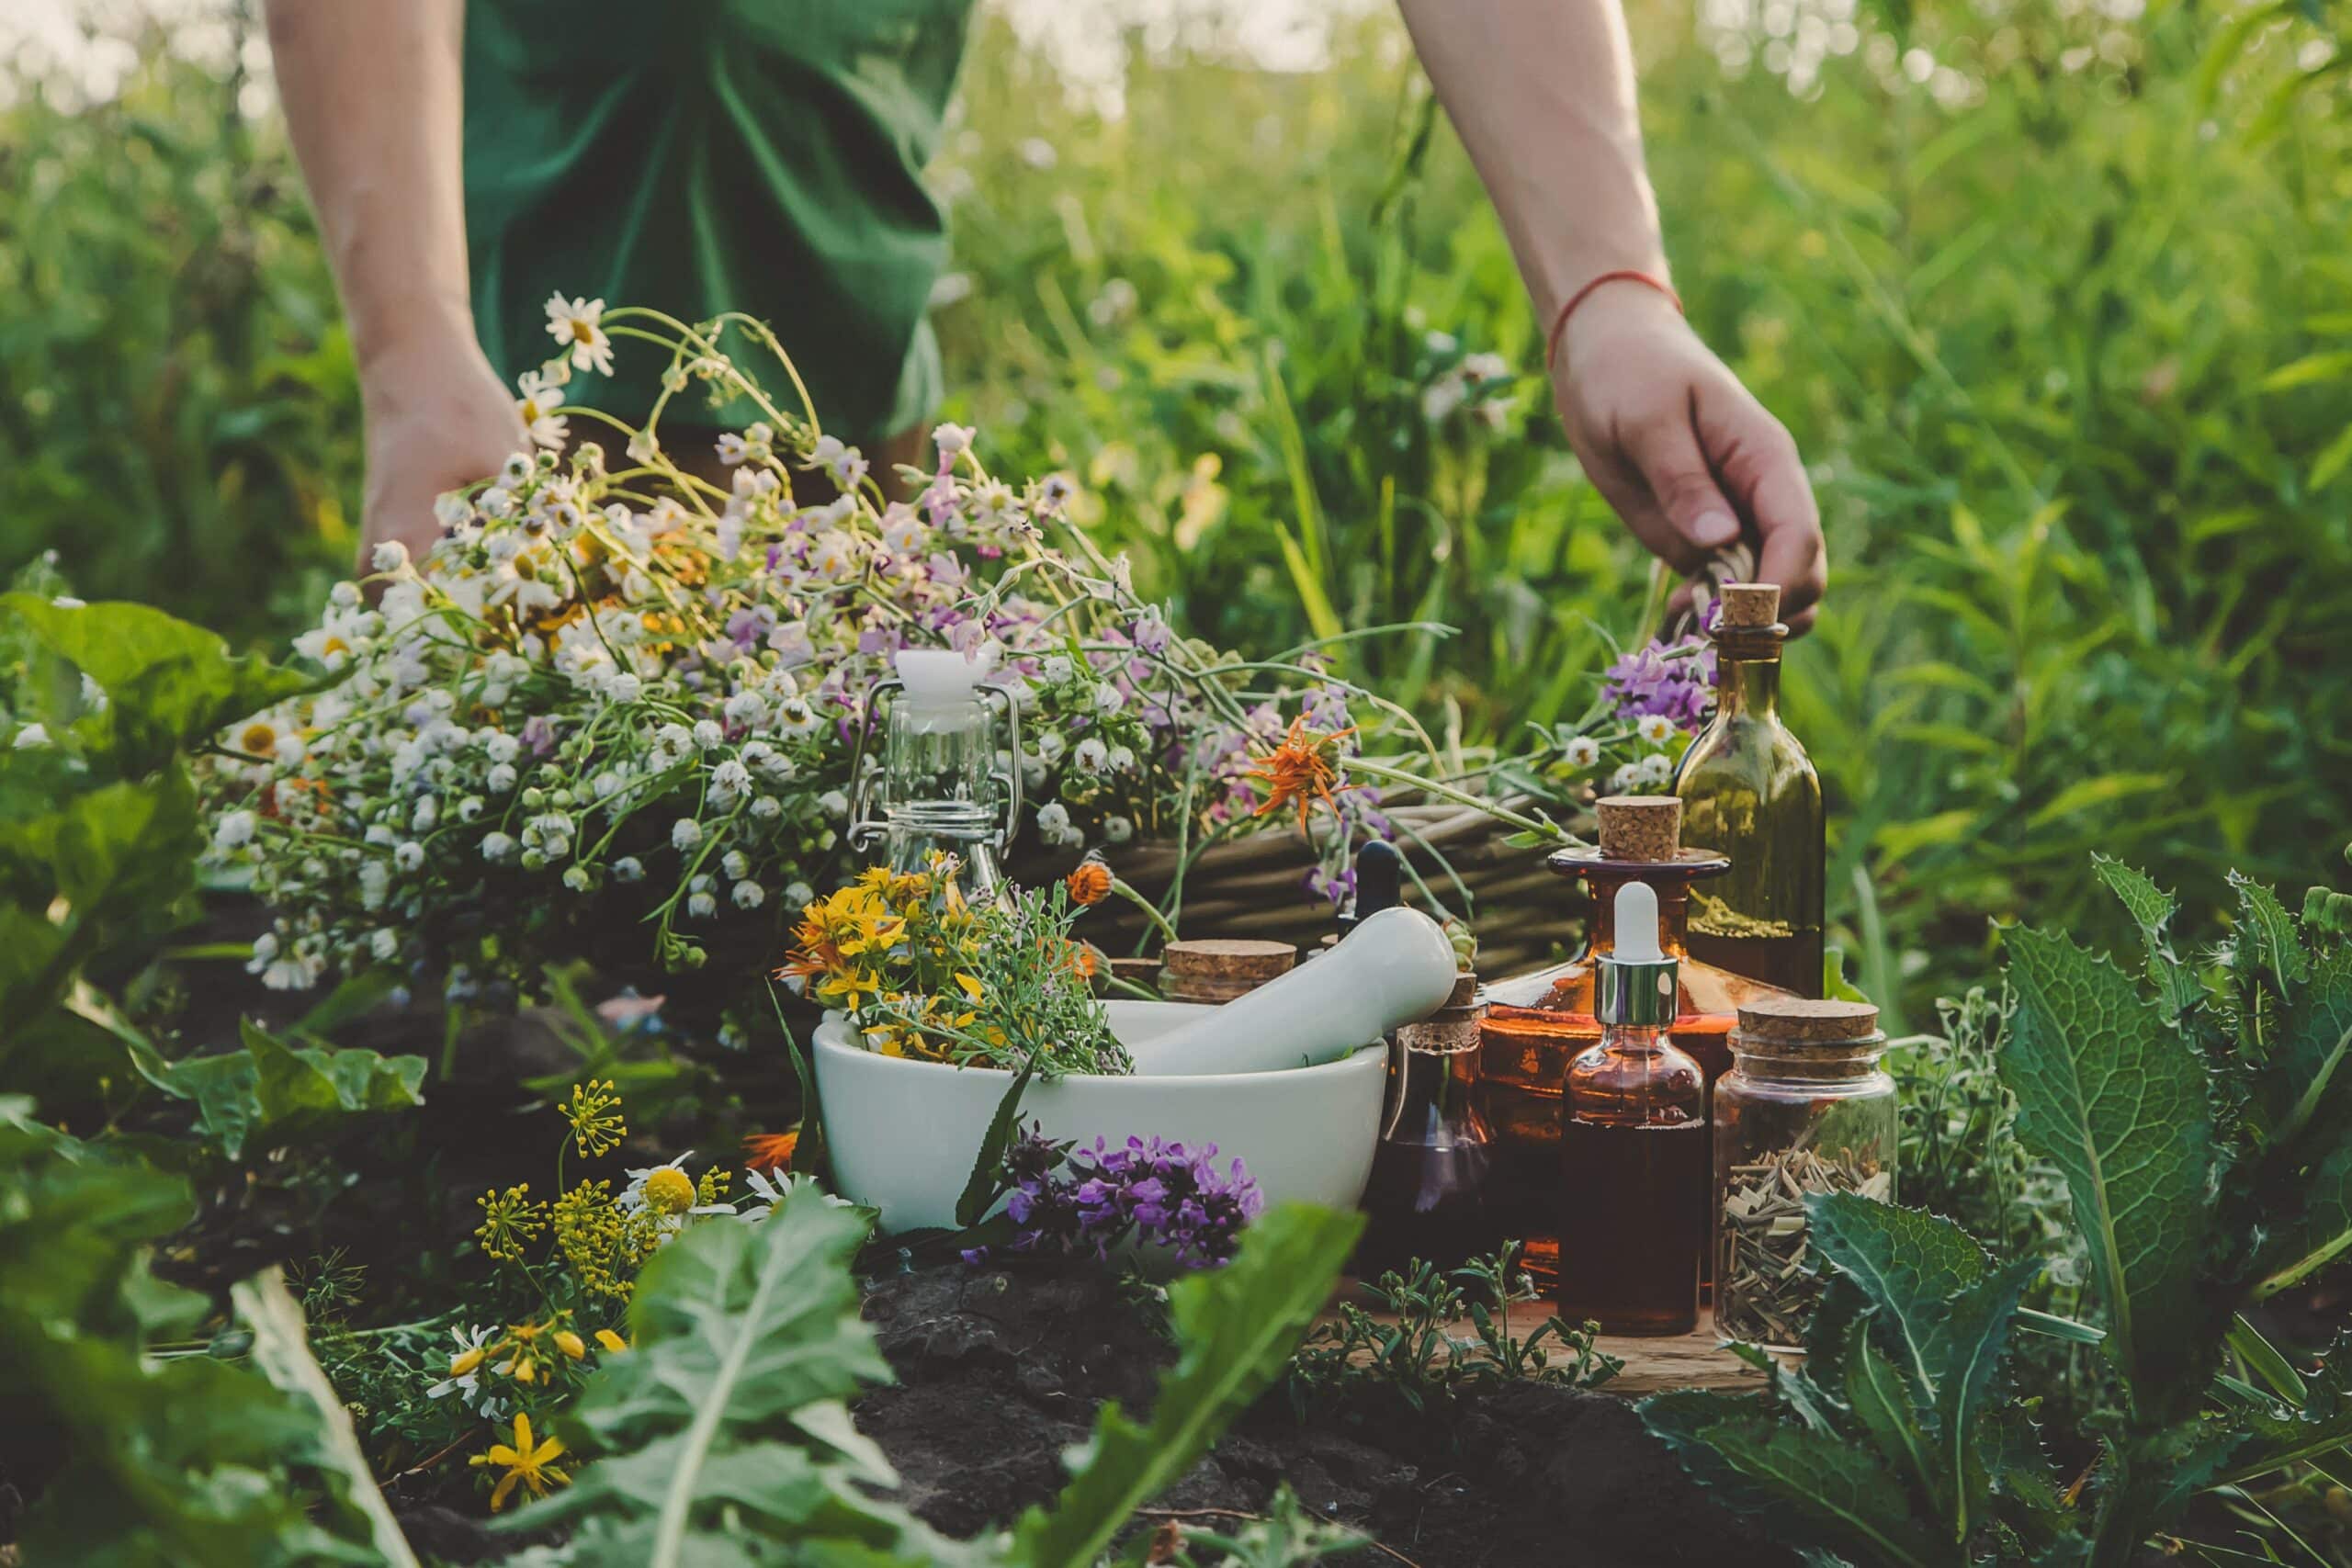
1673,583,1825,998
1556,883,1706,1336
1358,976,1498,1276
1480,798,1792,1289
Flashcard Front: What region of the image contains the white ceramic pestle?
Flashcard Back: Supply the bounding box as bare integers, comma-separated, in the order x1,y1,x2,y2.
1125,906,1460,1077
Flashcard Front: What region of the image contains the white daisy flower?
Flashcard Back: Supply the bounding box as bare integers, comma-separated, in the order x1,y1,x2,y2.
613,856,646,883
1637,751,1676,787
1636,714,1677,745
1562,735,1601,770
671,818,704,851
214,810,257,850
544,292,614,376
933,422,975,458
481,832,518,862
1609,763,1642,795
1072,737,1109,773
515,369,569,450
731,880,764,909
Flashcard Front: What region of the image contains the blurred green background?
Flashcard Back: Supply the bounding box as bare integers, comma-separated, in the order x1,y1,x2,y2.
3,0,2347,1021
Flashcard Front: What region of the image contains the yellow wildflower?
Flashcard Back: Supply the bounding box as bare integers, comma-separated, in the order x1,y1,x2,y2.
553,1329,586,1360
562,1079,627,1158
594,1328,629,1354
469,1412,568,1511
474,1185,546,1262
643,1167,695,1215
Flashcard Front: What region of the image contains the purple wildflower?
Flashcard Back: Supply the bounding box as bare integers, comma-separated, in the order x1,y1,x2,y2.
984,1126,1264,1269
1600,635,1716,732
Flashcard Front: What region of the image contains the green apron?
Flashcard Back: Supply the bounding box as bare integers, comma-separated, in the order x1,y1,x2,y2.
462,0,972,439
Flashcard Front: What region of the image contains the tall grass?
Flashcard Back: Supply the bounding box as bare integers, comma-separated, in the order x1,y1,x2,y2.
1,1,2346,1021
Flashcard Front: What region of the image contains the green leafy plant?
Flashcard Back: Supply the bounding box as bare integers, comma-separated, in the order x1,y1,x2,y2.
1289,1242,1622,1418
501,1185,1363,1565
0,1100,397,1564
1642,857,2352,1564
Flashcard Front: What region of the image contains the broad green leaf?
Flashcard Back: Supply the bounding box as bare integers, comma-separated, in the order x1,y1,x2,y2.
1930,1257,2041,1539
232,1269,422,1568
1006,1202,1363,1568
2002,925,2220,1418
0,593,313,772
144,1023,425,1162
2024,773,2171,832
2094,856,2203,1022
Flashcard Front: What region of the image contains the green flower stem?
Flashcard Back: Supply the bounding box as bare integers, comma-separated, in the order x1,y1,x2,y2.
1340,756,1574,844
1110,876,1181,950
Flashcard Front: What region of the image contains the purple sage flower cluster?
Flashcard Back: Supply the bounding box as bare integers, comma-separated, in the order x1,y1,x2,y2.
970,1127,1266,1270
1600,634,1716,732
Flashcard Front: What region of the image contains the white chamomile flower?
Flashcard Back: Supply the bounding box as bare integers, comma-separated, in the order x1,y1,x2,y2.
1104,815,1135,844
371,540,410,573
933,422,975,459
563,865,593,892
1608,763,1642,795
515,369,569,450
481,832,517,863
1072,737,1109,773
750,795,782,820
1040,654,1074,685
213,810,257,850
672,818,704,851
1636,714,1677,746
1092,683,1126,716
687,890,717,919
785,880,816,909
775,697,819,737
544,292,614,376
487,762,518,794
1105,745,1136,773
370,928,400,961
1035,731,1066,765
693,720,724,750
721,850,750,881
605,671,642,705
731,880,764,909
1637,751,1676,787
712,759,752,797
613,856,645,883
1562,735,1601,770
817,789,850,818
394,840,424,873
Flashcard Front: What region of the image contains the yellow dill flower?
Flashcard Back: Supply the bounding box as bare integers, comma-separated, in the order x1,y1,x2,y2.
552,1180,632,1301
474,1185,547,1262
562,1079,627,1158
469,1412,568,1511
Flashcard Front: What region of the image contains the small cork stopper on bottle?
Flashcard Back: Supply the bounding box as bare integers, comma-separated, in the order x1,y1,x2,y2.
1736,997,1881,1043
1716,582,1781,630
1595,795,1682,862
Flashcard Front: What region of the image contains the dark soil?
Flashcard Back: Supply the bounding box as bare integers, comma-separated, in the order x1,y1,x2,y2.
856,1262,1795,1567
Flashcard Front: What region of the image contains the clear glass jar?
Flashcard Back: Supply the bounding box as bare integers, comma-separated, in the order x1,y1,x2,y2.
1713,998,1895,1348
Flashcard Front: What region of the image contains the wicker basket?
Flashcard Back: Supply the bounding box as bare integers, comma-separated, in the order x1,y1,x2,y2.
1012,798,1595,982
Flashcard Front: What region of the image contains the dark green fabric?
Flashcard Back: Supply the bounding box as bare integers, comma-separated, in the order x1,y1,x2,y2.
462,0,972,440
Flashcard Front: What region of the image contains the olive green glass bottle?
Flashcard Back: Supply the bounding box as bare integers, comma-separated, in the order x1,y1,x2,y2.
1671,583,1824,998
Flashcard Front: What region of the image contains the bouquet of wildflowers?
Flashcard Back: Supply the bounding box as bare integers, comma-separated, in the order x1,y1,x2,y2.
204,301,1409,996
966,1125,1265,1270
777,852,1127,1076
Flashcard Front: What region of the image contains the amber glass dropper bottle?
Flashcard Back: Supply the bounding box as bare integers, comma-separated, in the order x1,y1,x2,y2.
1673,582,1825,998
1555,881,1707,1336
1481,795,1792,1292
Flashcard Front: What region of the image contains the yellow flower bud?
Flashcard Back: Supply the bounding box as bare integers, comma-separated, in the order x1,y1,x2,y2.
554,1330,586,1360
450,1347,487,1378
594,1328,629,1354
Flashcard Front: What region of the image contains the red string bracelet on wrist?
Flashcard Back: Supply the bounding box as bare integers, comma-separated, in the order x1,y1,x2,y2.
1544,269,1683,372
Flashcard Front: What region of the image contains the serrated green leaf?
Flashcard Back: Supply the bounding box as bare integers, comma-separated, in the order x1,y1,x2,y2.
2001,925,2220,1418
1007,1203,1363,1568
2271,942,2352,1154
1806,1194,1987,1395
1933,1257,2042,1539
2254,1133,2352,1299
1847,1338,1939,1510
2232,872,2311,992
1644,1405,1959,1568
2094,856,2202,1022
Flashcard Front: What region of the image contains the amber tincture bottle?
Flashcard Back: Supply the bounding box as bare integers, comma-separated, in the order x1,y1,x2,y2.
1673,581,1825,998
1557,880,1708,1336
1357,974,1498,1276
1479,795,1792,1289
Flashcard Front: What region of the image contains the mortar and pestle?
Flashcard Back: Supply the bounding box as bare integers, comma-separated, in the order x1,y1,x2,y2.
815,902,1461,1231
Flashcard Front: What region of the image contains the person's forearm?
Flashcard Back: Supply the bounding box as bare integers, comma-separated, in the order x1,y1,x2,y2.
266,0,472,368
1396,0,1668,325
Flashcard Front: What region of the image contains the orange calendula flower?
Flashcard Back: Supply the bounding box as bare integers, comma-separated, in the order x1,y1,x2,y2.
1065,859,1114,908
742,1130,800,1172
1246,716,1357,833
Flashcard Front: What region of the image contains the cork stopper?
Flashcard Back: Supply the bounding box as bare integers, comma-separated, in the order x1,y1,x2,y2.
1596,795,1682,862
1716,582,1781,630
1736,997,1881,1044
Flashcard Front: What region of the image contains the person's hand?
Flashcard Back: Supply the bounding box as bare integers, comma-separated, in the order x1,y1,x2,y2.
356,324,530,571
1551,286,1826,634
